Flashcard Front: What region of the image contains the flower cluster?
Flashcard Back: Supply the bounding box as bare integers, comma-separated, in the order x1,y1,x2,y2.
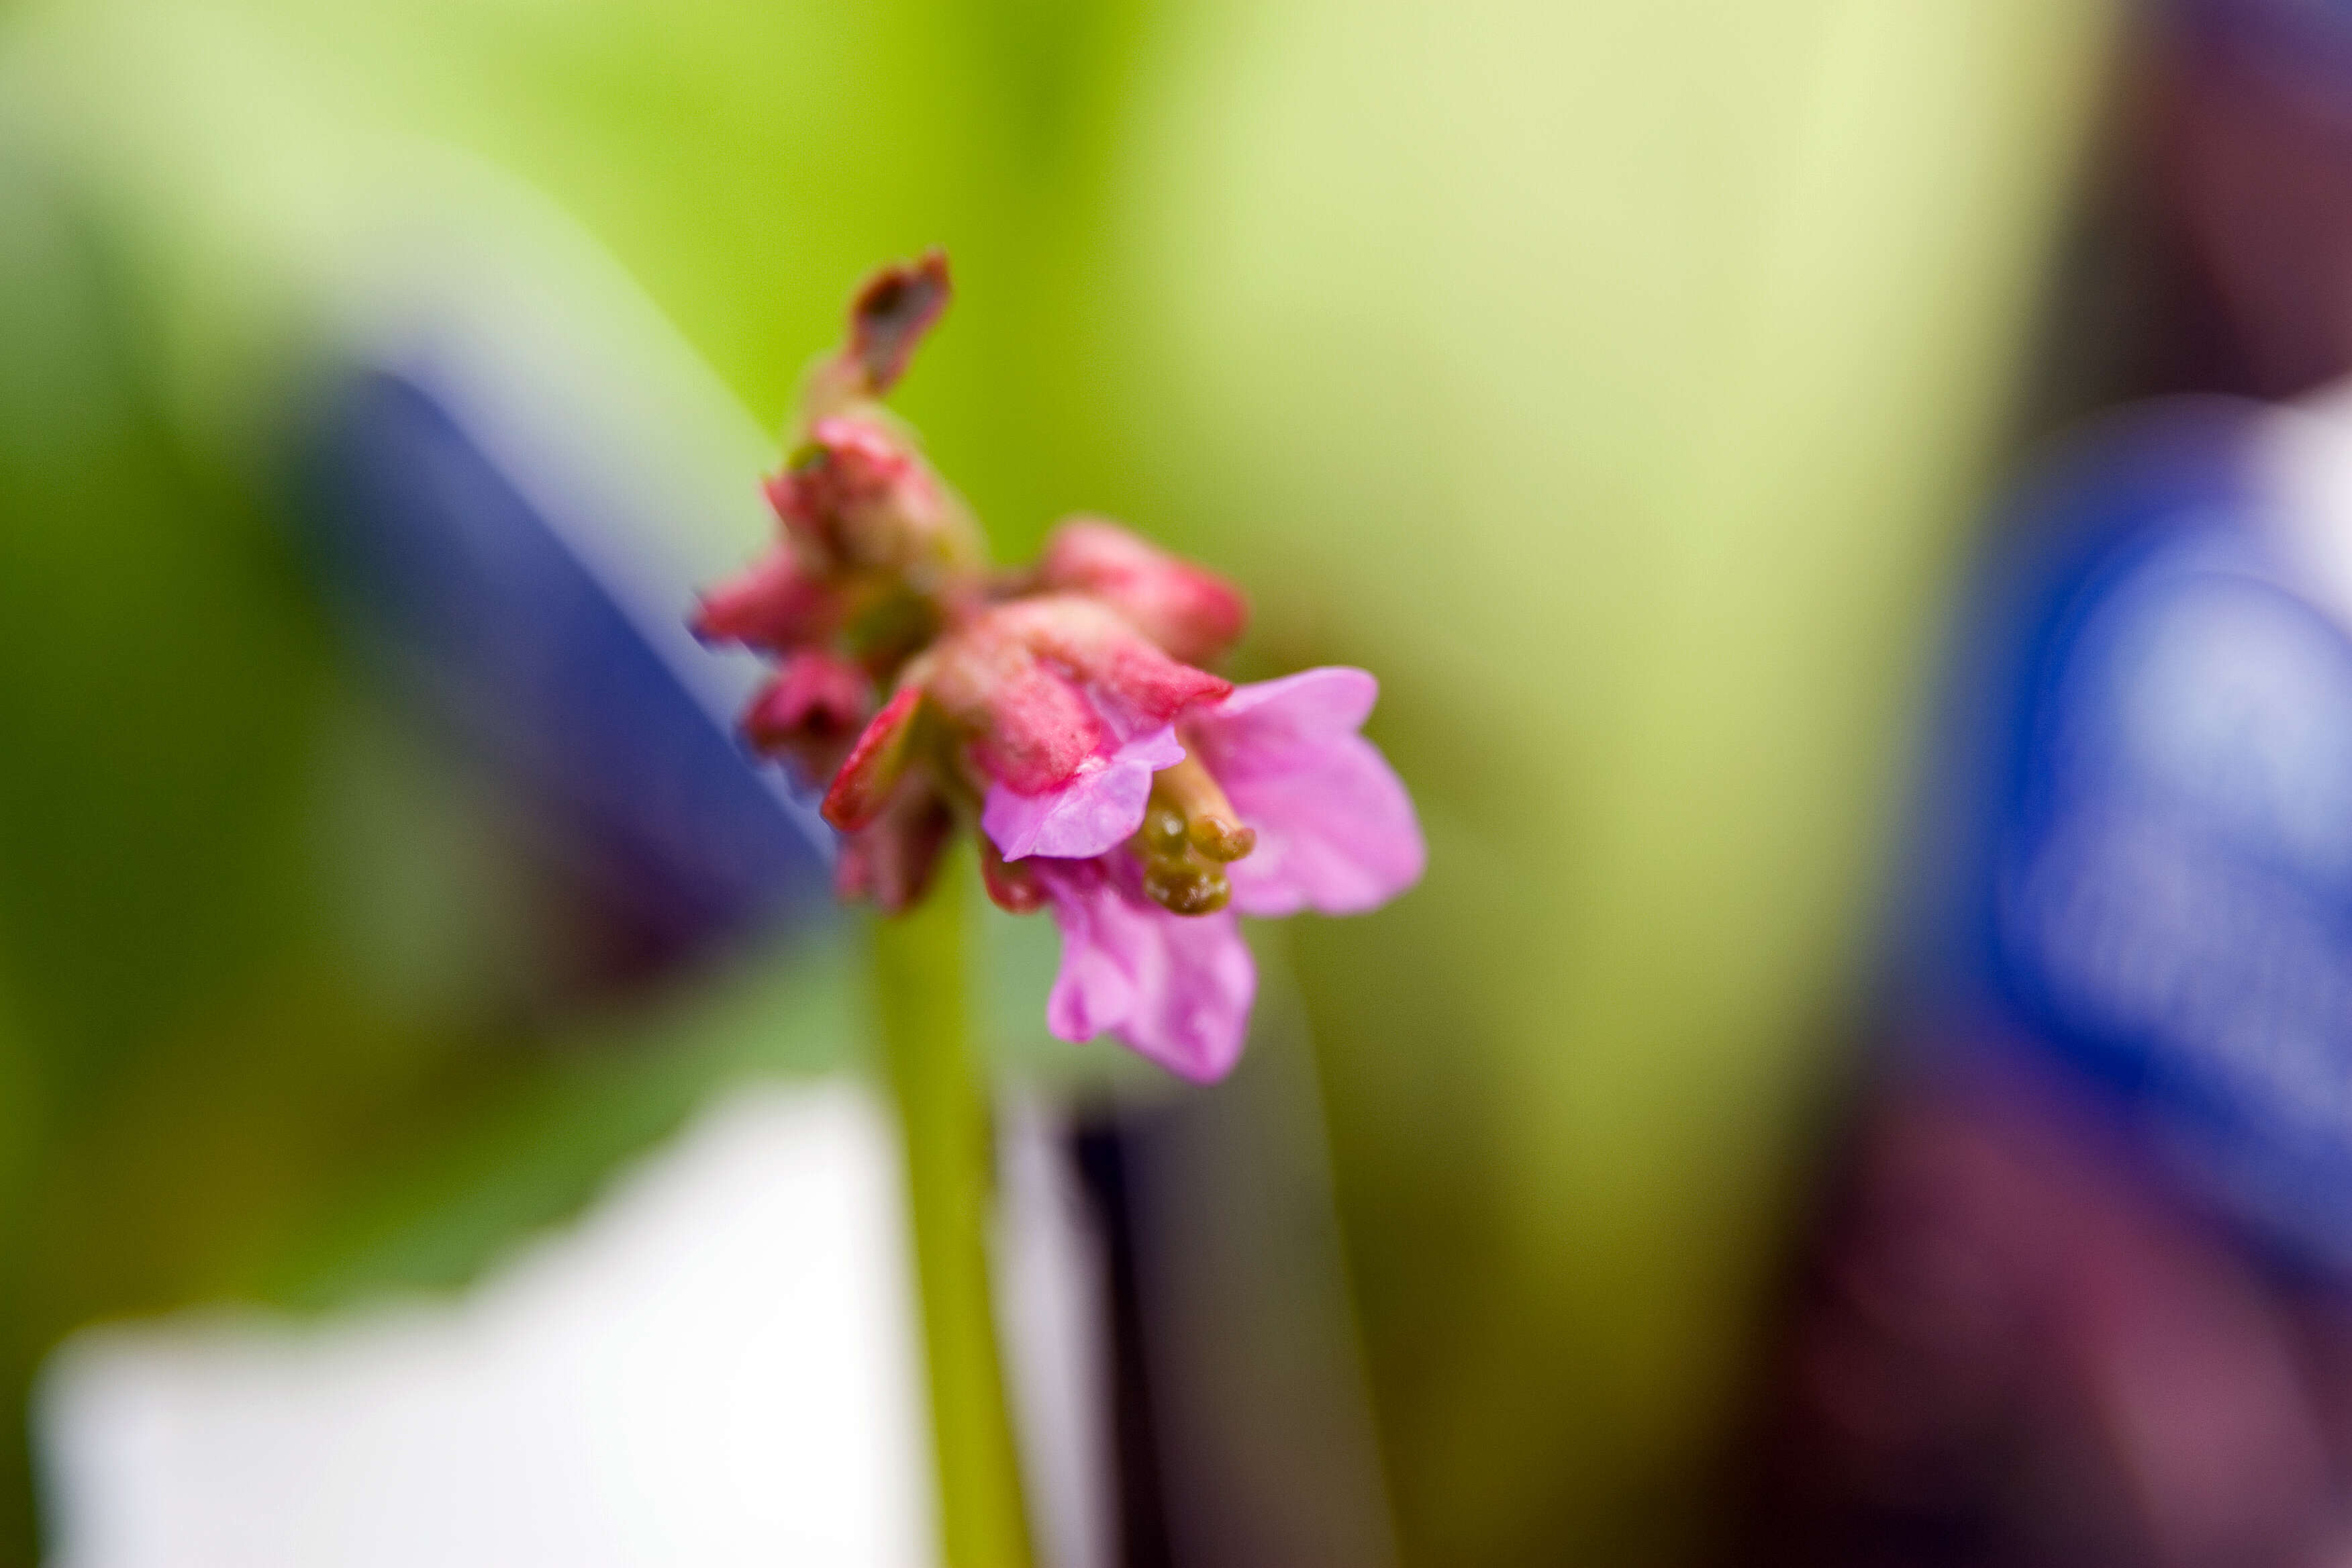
695,254,1422,1081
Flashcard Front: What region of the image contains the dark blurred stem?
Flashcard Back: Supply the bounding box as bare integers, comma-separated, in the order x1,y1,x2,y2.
871,866,1034,1568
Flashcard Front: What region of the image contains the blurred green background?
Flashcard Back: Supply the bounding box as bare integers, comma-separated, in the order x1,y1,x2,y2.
0,0,2116,1561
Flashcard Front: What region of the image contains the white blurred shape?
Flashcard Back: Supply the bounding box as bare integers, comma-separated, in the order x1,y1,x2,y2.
37,1083,938,1568
995,1099,1114,1568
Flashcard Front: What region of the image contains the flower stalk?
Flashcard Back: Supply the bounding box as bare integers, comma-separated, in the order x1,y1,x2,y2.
871,859,1033,1568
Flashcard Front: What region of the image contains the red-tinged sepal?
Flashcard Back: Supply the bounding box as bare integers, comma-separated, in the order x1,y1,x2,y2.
799,251,954,424
822,685,926,832
834,776,954,914
692,550,841,651
848,250,951,395
1038,518,1248,665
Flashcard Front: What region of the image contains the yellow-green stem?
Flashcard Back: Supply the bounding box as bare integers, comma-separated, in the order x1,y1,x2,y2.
871,864,1034,1568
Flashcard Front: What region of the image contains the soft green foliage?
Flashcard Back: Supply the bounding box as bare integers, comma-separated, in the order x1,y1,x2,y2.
0,0,2114,1562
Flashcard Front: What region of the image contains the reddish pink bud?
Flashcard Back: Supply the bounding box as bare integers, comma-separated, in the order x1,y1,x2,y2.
1038,518,1249,665
834,776,955,915
822,685,926,832
691,550,841,651
766,417,968,575
848,250,951,395
924,627,1106,794
742,651,873,752
987,595,1232,732
766,419,914,551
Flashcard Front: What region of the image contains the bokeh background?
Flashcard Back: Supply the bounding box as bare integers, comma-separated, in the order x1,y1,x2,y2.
0,0,2151,1562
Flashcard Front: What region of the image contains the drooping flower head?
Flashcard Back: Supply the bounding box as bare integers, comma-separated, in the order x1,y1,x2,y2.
695,253,1424,1081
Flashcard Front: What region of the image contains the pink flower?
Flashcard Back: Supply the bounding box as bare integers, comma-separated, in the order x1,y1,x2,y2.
981,666,1425,904
1031,855,1257,1083
986,667,1421,1079
691,254,1425,1087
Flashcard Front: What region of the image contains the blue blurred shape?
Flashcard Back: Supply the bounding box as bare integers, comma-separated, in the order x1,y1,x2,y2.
1900,400,2352,1273
298,366,831,971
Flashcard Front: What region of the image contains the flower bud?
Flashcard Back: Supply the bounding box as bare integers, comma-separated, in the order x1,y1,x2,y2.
925,633,1106,794
920,595,1230,804
691,548,842,652
982,595,1232,734
767,417,983,583
742,650,873,783
1037,518,1248,665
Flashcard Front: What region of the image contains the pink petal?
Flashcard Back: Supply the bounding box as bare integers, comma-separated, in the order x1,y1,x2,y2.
1186,667,1424,916
1035,857,1256,1082
1222,734,1424,916
1035,859,1138,1041
981,726,1183,861
1194,667,1377,756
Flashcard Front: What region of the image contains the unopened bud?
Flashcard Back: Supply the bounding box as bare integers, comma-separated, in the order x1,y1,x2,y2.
799,251,954,424
1038,518,1248,665
742,650,873,751
767,417,981,579
922,626,1106,794
691,549,842,652
984,595,1231,733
